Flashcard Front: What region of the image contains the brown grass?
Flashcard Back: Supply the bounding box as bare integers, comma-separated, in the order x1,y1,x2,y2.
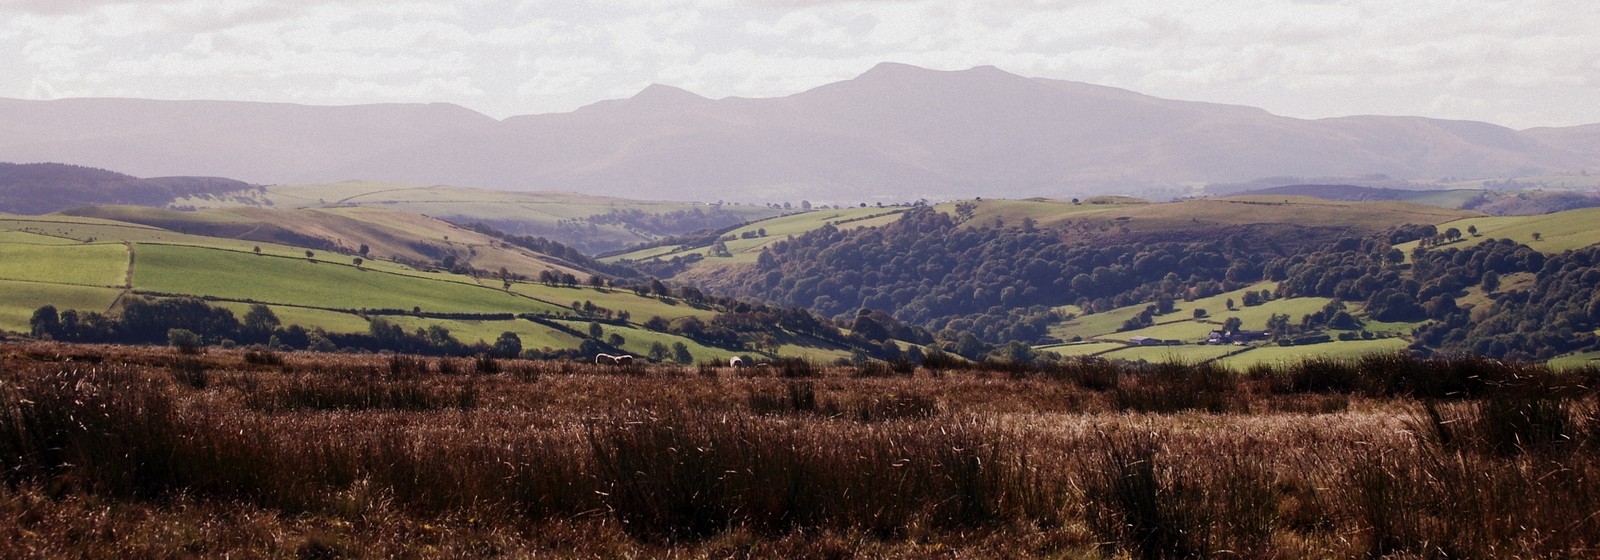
2,342,1599,557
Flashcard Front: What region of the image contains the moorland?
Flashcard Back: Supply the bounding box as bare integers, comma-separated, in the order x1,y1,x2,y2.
3,342,1599,557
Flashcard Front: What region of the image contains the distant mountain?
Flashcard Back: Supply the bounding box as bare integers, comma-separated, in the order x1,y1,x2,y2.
2,64,1597,202
0,162,249,214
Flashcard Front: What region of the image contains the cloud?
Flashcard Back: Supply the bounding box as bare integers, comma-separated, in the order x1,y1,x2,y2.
0,0,1596,128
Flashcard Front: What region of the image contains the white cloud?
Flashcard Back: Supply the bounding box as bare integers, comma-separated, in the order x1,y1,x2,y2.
0,0,1596,127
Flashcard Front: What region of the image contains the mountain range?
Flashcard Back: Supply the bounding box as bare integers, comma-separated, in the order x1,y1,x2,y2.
1,63,1595,203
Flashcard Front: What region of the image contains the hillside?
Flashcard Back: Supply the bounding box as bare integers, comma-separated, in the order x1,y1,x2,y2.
0,162,248,214
1233,184,1600,215
0,209,877,363
177,180,785,254
3,64,1596,203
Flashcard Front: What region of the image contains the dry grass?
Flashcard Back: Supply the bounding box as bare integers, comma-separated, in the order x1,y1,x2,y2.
2,342,1599,557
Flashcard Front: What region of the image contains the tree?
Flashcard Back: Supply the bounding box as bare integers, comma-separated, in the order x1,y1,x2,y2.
358,244,370,257
253,246,261,255
1480,270,1501,292
672,341,693,364
1193,308,1208,319
648,341,670,361
606,333,625,347
1221,316,1243,333
167,328,202,354
1444,227,1462,242
588,322,604,339
29,305,60,338
1467,224,1478,237
352,257,364,268
1532,232,1543,241
493,331,522,358
305,250,315,260
242,304,280,340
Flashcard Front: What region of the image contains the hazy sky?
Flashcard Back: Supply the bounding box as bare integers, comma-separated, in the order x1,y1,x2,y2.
3,0,1596,129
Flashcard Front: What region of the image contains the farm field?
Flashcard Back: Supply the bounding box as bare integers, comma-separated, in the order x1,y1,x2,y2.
1395,207,1600,255
131,244,566,315
210,303,374,335
1217,338,1412,369
379,315,583,351
508,283,718,321
0,242,127,287
0,280,121,333
1036,341,1124,356
1099,343,1239,363
607,206,906,264
551,318,739,362
7,344,1595,557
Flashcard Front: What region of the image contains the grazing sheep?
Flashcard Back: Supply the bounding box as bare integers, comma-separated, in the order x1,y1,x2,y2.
729,356,745,368
615,355,635,365
595,353,618,365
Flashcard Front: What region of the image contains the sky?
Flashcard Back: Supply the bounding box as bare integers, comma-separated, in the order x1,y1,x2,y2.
3,0,1597,129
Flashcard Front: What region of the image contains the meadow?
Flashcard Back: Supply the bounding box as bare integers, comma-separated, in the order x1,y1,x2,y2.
3,342,1599,558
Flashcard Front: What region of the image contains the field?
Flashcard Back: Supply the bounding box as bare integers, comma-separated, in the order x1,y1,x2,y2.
175,181,784,252
131,244,566,315
1085,196,1478,232
1100,343,1240,363
1217,338,1412,369
1396,207,1600,254
5,343,1600,557
0,242,128,287
607,206,907,264
0,280,121,332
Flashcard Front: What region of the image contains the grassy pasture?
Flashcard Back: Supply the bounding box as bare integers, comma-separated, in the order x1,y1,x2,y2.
1099,343,1239,363
0,242,128,287
210,303,374,335
379,316,583,350
608,206,905,264
1092,196,1477,232
932,197,1134,228
508,283,719,321
0,280,121,332
131,244,564,315
1218,338,1411,369
1397,207,1600,255
0,230,79,245
1036,341,1124,356
551,319,738,362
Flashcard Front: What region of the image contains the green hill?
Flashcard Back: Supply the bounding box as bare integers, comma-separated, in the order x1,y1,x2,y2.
0,210,856,362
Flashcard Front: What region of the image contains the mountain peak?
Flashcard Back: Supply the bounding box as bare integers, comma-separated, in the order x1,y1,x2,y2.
630,83,709,106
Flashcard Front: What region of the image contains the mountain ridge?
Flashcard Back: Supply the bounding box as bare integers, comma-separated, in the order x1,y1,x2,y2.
2,64,1595,202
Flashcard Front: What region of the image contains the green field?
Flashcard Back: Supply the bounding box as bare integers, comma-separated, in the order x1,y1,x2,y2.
1551,351,1600,371
608,206,907,264
1036,341,1124,357
509,283,718,321
0,279,121,333
1101,344,1240,364
211,302,374,335
132,244,564,315
0,242,128,287
552,319,739,362
1396,208,1600,255
1217,338,1411,369
381,316,584,351
931,198,1134,228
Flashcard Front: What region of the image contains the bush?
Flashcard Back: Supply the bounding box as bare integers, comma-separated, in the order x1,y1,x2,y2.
168,328,202,354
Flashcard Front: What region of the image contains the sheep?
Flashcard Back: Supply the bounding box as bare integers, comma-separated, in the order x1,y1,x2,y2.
615,355,635,365
595,353,618,365
729,356,745,368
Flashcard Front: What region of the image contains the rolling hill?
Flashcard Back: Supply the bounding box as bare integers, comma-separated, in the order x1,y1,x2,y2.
0,162,248,214
3,64,1596,203
0,208,873,362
